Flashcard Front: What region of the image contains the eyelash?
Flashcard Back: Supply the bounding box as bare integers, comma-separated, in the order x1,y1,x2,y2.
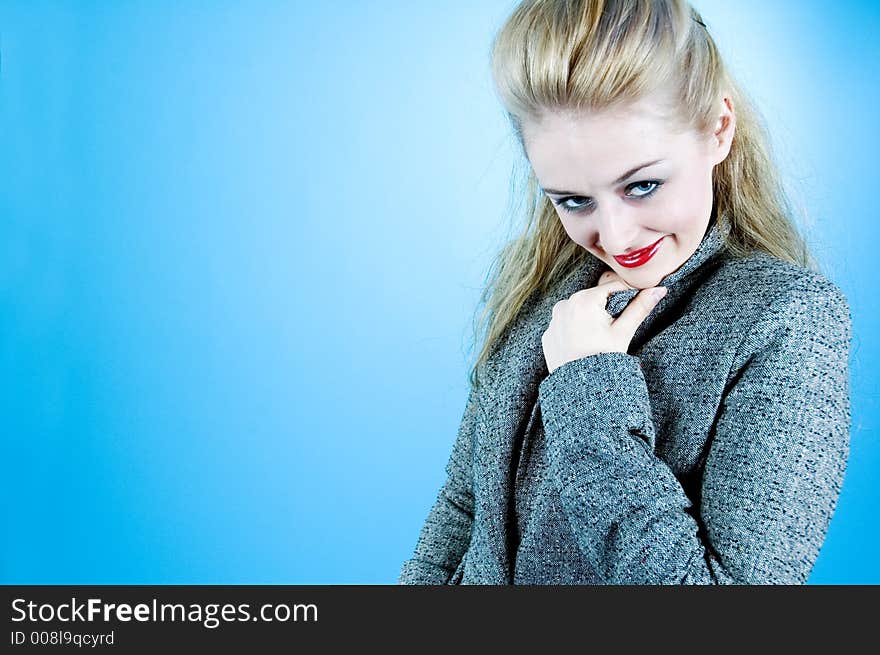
554,180,664,214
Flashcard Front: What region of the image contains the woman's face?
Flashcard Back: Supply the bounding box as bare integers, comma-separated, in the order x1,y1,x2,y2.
522,96,735,289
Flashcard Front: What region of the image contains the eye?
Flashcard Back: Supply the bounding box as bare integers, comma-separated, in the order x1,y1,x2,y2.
556,196,593,213
625,180,663,198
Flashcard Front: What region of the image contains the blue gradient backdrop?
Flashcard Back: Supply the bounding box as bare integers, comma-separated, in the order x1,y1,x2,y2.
2,1,877,583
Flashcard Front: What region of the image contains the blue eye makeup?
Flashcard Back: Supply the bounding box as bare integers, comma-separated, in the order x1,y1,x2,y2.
554,180,664,214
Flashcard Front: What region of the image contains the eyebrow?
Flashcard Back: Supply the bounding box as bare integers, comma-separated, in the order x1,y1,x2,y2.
541,159,666,196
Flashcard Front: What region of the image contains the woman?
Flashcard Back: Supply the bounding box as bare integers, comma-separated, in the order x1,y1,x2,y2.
398,0,851,584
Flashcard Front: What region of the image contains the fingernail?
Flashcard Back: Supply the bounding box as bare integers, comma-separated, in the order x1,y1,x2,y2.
651,287,667,301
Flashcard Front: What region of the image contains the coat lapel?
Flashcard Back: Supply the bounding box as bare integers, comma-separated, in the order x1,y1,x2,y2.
477,256,603,583
475,217,730,583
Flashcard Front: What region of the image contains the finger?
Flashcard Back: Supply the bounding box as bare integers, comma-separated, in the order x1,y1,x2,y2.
597,270,624,286
572,278,632,307
571,279,631,305
594,279,633,301
612,286,667,337
597,269,637,289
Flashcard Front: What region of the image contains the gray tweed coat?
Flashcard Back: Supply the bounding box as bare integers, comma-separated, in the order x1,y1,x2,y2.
398,218,852,585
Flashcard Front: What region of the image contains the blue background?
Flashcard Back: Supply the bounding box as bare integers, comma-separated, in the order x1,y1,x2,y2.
2,1,877,584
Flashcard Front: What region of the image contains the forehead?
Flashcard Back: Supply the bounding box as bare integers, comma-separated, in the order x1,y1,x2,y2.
523,103,696,187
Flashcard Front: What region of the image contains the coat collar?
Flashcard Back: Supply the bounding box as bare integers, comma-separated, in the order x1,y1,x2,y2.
476,216,730,583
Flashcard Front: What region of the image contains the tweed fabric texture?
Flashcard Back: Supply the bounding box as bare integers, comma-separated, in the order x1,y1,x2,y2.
398,218,852,585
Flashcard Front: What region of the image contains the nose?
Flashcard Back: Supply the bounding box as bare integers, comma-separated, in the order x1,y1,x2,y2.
593,205,641,256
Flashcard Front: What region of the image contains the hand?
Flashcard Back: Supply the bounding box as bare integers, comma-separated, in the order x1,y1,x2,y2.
541,270,667,374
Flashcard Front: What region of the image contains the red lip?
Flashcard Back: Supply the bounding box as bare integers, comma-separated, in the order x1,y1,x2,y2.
613,236,666,268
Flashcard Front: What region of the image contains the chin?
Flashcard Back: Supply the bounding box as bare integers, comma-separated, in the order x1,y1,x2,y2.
623,277,660,291
614,263,666,289
623,250,683,288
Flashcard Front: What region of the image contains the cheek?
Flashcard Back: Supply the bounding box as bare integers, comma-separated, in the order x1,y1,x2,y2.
557,213,592,248
556,211,577,236
655,182,712,232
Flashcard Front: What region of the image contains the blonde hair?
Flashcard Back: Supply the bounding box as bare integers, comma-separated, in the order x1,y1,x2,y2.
468,0,816,389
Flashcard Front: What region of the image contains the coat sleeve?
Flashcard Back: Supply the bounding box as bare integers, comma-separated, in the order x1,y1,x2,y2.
536,279,852,584
397,376,481,584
